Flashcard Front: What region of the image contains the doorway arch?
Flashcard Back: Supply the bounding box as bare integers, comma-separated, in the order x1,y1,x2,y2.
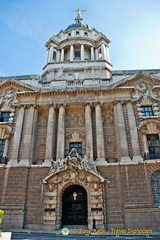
62,185,87,225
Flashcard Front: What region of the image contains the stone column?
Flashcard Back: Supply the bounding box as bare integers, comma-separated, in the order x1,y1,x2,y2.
95,48,99,60
143,134,149,159
85,104,93,160
81,44,84,60
19,105,35,166
9,106,25,165
126,102,143,162
43,106,56,166
30,106,38,164
91,47,94,60
70,45,74,61
46,48,49,64
101,43,107,60
56,105,65,160
60,48,64,62
56,50,60,62
114,102,131,162
95,103,105,161
106,45,110,62
49,45,54,62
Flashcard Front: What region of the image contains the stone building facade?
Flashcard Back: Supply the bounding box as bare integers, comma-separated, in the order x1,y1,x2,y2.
0,10,160,231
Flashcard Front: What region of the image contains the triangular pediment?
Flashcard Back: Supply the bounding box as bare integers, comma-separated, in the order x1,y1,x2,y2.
66,130,85,140
0,78,39,109
0,78,39,92
111,72,160,89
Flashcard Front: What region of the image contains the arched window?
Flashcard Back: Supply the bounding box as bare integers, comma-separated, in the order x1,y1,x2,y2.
151,171,160,205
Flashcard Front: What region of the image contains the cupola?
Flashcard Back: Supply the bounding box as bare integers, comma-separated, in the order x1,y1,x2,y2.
42,9,112,87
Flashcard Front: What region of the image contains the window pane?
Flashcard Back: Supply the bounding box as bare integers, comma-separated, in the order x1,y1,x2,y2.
141,106,154,116
0,140,5,157
75,51,80,58
0,112,10,122
69,142,82,155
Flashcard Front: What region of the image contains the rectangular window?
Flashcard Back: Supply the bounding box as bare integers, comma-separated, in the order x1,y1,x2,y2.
0,140,5,158
147,134,160,159
141,106,154,116
0,112,10,122
69,142,82,155
76,31,79,35
75,51,80,58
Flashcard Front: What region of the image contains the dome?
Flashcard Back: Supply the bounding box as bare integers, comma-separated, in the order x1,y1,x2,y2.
65,22,90,31
64,8,90,32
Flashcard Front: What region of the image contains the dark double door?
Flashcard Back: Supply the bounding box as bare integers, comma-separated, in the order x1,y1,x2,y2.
62,185,87,225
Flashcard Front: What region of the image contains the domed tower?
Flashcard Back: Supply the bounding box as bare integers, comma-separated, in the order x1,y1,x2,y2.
42,9,112,87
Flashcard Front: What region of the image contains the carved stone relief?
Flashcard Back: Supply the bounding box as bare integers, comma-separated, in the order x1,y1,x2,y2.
38,115,48,127
132,82,158,102
0,88,15,109
103,113,114,124
66,113,85,126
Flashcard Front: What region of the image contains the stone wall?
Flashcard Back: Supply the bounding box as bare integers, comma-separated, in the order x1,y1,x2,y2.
0,163,160,231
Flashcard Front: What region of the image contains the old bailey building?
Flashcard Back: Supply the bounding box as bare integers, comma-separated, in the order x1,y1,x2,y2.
0,9,160,232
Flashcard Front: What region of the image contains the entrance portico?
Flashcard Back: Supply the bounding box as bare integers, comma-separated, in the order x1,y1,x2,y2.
42,149,106,230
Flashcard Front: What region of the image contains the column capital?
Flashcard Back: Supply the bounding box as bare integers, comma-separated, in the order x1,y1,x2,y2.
25,104,38,109
94,102,103,107
112,100,131,105
112,100,121,105
57,103,67,109
84,102,93,107
46,104,57,109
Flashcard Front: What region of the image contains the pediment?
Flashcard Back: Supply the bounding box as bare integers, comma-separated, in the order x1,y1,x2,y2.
0,78,39,109
0,78,39,92
66,130,85,139
111,72,160,89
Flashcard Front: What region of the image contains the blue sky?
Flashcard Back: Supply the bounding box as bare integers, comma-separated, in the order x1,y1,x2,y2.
0,0,160,76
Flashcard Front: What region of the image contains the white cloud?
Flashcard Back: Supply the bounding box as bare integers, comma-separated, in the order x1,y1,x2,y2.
1,2,53,44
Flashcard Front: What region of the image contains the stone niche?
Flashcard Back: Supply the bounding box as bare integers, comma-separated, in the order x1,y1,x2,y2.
42,149,106,230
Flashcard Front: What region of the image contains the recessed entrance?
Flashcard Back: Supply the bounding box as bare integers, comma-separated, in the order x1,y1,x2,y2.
62,185,87,225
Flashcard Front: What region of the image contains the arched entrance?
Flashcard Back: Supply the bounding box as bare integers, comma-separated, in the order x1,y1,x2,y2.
62,185,87,225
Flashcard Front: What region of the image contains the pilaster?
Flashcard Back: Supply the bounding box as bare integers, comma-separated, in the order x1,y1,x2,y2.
114,101,131,163
126,101,143,162
19,105,36,166
9,106,25,166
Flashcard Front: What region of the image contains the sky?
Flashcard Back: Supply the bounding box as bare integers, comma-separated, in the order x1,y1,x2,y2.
0,0,160,77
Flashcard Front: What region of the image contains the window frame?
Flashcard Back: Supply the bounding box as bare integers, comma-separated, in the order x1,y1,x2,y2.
141,106,154,117
75,51,80,58
69,142,82,156
0,139,5,158
0,112,10,122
